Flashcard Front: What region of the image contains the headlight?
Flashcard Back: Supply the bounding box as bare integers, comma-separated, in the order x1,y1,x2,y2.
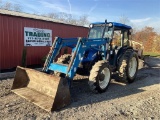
89,24,93,28
108,23,113,27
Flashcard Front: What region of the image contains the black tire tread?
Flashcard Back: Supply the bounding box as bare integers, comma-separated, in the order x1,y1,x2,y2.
118,50,138,83
89,60,111,93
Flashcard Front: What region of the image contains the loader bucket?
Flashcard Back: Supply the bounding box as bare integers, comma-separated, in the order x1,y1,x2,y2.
11,66,71,112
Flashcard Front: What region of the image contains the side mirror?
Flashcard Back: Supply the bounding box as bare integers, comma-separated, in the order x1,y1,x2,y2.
129,29,133,35
89,24,93,28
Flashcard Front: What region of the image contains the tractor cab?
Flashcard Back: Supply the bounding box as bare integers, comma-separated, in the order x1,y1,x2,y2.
87,21,132,68
88,21,132,39
88,21,132,47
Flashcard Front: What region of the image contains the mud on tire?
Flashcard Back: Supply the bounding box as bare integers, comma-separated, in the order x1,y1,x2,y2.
88,60,111,93
118,50,139,83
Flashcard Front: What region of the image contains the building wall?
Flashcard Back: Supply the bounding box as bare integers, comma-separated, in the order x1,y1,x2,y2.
0,14,88,70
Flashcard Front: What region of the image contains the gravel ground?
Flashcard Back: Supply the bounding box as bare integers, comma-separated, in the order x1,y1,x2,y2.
0,57,160,120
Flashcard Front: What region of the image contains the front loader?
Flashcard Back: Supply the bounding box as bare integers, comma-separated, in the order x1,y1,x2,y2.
12,20,139,112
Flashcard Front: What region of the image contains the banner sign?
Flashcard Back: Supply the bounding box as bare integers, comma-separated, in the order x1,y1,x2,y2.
24,27,52,46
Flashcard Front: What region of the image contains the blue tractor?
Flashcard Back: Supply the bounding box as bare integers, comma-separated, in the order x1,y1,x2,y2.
11,20,139,112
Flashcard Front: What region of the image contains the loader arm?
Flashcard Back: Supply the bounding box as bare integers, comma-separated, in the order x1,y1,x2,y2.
43,37,108,81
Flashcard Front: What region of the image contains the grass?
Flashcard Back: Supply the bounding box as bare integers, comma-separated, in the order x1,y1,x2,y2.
143,52,160,57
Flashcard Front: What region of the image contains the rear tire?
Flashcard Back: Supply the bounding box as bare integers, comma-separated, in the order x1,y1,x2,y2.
118,50,138,83
54,54,71,77
88,60,111,93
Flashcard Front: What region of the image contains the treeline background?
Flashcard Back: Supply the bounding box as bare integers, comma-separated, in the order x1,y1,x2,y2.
0,1,160,55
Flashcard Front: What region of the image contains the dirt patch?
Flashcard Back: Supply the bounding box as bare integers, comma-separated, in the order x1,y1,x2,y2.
0,57,160,120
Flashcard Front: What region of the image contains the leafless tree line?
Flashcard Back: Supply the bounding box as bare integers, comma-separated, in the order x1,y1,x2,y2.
0,0,89,26
0,0,21,12
42,12,89,26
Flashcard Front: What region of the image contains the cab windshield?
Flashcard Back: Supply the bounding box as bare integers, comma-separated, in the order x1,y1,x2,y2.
88,24,113,39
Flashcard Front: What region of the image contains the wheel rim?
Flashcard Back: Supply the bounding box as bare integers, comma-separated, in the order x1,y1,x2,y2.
99,68,110,89
129,57,137,77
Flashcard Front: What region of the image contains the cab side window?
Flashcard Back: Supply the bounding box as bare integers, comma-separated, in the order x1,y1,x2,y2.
112,30,121,47
123,30,129,46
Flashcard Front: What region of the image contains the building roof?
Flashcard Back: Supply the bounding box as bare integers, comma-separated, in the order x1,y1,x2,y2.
0,9,87,28
0,9,60,22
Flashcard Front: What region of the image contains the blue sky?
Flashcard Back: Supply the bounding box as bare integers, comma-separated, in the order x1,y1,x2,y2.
2,0,160,31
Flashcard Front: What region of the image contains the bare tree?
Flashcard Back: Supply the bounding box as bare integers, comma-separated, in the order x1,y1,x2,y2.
44,12,89,26
0,1,22,12
47,12,58,19
72,19,79,25
65,14,72,23
2,2,12,10
58,12,67,21
78,15,89,26
119,15,129,24
13,4,21,12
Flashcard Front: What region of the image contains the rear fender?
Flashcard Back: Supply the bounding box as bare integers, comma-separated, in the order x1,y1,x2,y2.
116,46,134,66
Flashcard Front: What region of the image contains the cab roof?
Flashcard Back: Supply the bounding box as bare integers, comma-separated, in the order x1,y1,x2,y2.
92,22,132,29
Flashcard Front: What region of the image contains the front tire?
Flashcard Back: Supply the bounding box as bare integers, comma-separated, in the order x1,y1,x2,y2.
88,60,111,93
